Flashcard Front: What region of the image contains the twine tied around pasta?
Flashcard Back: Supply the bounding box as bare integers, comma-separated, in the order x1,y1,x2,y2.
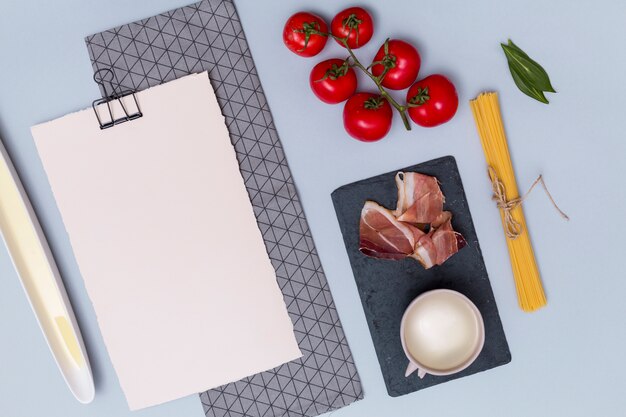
488,166,569,239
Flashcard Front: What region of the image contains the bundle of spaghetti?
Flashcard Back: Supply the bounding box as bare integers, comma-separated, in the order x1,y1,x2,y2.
469,92,546,312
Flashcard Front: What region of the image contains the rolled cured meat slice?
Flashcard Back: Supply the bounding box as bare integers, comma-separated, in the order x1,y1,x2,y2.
359,201,417,260
430,217,467,266
409,218,466,269
393,172,444,224
410,230,437,268
358,171,466,269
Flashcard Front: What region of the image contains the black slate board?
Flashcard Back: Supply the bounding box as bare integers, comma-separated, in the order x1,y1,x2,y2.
331,156,511,397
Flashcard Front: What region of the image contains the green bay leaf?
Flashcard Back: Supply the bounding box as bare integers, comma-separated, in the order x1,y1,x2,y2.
501,39,556,103
509,63,549,103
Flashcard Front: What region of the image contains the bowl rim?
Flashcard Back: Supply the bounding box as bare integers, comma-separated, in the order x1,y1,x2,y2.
400,288,486,376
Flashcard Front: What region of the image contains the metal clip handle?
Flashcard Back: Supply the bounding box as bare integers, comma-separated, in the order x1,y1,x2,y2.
91,68,142,130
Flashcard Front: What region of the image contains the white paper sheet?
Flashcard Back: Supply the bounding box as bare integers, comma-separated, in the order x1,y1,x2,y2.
31,72,302,410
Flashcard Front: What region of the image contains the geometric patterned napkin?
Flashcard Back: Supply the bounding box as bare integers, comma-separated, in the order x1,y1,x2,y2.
84,1,362,416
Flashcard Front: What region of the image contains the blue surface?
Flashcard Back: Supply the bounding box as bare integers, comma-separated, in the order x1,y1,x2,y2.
1,0,625,416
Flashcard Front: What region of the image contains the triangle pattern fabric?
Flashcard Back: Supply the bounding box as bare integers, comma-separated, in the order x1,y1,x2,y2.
84,1,362,416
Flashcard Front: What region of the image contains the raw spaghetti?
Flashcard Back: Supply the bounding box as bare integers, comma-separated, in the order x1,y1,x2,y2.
470,92,546,312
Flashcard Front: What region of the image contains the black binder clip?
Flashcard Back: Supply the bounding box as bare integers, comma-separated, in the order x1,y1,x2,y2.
92,68,143,129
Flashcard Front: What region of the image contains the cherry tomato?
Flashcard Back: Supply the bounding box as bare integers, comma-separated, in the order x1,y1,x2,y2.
406,75,458,127
343,93,393,141
371,39,421,90
283,12,328,57
331,7,374,49
309,59,358,104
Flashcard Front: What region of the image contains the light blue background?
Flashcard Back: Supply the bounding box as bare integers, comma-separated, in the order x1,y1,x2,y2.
1,0,625,416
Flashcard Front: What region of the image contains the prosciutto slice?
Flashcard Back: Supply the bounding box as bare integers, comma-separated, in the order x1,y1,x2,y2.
411,230,437,268
358,171,466,269
430,218,467,266
393,172,444,224
408,219,466,269
359,201,417,260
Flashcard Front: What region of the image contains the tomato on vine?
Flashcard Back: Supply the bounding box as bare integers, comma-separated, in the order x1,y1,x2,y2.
406,75,458,127
284,8,458,140
371,39,421,90
343,93,393,141
331,7,374,49
283,12,328,57
310,59,358,104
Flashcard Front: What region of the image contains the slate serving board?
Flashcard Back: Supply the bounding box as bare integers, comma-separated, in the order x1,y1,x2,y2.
331,156,511,397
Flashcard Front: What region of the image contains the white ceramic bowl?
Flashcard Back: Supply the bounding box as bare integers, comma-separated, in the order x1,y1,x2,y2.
400,289,485,378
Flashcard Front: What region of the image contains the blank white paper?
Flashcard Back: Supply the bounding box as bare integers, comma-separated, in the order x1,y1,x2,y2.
31,72,301,410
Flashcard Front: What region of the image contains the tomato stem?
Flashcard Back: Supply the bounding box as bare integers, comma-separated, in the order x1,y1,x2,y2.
295,22,328,52
338,37,411,131
306,29,412,131
408,87,430,106
316,59,351,82
341,14,362,47
364,96,384,109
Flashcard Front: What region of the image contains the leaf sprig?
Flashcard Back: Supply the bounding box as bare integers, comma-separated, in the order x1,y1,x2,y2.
501,39,556,104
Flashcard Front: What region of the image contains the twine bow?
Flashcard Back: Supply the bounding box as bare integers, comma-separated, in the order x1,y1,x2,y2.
488,166,569,239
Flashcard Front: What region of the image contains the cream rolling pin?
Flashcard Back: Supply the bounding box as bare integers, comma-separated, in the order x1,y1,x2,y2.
0,137,94,403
